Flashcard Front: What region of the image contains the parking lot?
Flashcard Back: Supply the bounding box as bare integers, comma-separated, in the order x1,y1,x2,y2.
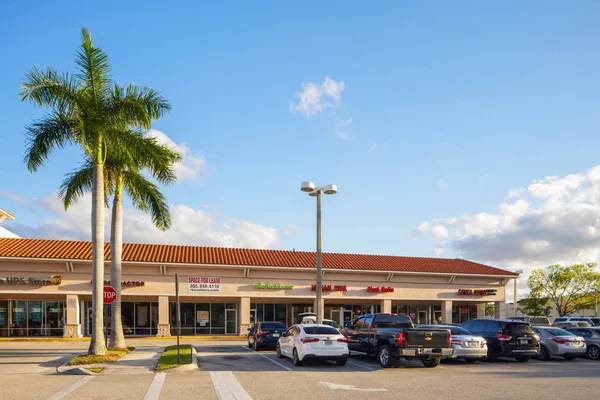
1,339,599,400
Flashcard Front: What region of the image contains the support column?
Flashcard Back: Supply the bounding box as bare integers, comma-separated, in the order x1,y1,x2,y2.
495,301,506,319
441,300,453,324
157,295,170,337
240,297,251,334
381,299,392,314
64,294,82,338
477,303,485,319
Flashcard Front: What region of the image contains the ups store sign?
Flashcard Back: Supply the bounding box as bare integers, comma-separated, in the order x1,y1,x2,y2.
0,275,62,286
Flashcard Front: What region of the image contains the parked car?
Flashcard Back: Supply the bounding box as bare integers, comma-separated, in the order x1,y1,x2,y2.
553,316,600,326
531,326,586,361
300,316,343,332
417,325,487,363
461,319,540,362
276,324,349,366
507,316,551,326
295,312,316,324
566,327,600,360
247,321,287,351
344,313,453,368
553,321,592,329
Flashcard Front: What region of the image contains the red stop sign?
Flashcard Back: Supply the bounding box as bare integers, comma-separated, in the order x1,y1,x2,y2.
103,286,117,304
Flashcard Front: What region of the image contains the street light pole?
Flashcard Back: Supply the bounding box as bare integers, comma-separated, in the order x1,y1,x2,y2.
316,190,323,325
301,181,337,326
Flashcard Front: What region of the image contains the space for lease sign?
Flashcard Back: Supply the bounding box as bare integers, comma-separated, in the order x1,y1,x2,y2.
188,277,221,292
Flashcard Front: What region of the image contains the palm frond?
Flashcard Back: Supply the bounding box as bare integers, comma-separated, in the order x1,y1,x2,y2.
19,67,80,112
24,113,76,172
109,84,171,130
123,170,172,230
75,27,111,102
58,163,94,209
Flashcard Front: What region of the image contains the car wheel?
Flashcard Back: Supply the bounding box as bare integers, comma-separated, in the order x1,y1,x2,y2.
292,348,303,366
276,343,283,358
588,345,600,361
515,356,530,363
248,338,253,348
464,358,478,364
378,345,397,368
537,346,550,361
422,358,441,368
484,351,497,362
564,356,576,361
336,359,347,366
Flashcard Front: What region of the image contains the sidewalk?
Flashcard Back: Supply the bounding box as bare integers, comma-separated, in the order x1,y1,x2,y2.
0,335,246,342
101,346,163,375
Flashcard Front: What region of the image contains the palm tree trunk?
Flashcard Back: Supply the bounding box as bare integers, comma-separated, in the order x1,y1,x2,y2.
109,174,126,348
88,161,108,355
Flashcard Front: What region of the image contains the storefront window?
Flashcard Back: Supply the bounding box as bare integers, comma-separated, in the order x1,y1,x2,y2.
264,304,274,321
210,303,225,335
45,301,65,336
11,300,27,337
196,303,210,334
0,300,8,337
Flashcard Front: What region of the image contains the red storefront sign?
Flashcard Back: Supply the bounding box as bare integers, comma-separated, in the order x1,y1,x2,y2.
311,285,347,292
367,286,394,293
103,286,117,304
458,289,497,296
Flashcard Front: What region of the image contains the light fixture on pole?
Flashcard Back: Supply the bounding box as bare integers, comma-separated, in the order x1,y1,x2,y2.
301,181,337,325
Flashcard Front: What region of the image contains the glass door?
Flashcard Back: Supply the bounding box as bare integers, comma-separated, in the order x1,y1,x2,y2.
225,309,237,335
331,309,341,326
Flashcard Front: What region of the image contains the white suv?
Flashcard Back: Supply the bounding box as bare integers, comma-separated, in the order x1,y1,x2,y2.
553,316,600,326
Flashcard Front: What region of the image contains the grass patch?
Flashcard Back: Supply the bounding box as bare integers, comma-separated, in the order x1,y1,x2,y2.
68,347,134,366
155,345,192,372
85,367,105,373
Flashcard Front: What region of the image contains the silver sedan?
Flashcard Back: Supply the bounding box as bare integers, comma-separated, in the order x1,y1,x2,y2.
417,325,487,363
532,326,586,360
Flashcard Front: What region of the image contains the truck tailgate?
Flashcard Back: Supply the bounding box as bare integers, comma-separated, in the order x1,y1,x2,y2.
405,328,449,348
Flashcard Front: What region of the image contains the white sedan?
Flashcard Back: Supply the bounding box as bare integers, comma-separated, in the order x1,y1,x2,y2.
276,324,349,366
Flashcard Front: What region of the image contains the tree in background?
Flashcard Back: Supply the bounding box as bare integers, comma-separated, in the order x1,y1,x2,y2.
517,296,552,317
485,303,495,317
528,263,600,317
20,28,170,355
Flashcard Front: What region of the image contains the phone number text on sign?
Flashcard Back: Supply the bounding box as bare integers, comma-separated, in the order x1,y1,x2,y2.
188,277,221,292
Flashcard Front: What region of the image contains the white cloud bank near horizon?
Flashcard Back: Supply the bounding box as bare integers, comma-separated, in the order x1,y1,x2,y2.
7,192,280,249
413,164,600,300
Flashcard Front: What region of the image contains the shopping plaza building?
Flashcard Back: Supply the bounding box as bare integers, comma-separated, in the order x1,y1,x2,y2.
0,237,518,338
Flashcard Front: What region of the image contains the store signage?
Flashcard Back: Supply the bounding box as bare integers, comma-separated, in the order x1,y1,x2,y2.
0,308,6,312
49,308,61,313
311,285,347,292
367,286,394,293
0,275,61,286
94,280,146,287
188,277,221,292
254,282,294,290
458,289,497,296
197,310,209,326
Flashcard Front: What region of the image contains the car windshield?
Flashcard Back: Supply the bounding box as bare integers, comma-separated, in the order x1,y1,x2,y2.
323,320,341,329
505,323,534,335
530,318,549,324
543,328,574,337
260,322,286,330
374,315,411,328
590,318,600,325
303,326,340,335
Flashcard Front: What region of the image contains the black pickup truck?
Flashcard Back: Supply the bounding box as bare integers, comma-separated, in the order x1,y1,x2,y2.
344,313,453,368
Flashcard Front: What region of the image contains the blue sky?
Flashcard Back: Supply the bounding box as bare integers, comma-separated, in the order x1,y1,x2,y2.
1,1,600,284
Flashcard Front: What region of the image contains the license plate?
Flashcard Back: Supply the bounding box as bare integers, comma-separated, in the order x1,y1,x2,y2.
519,339,528,344
467,341,477,347
323,340,332,346
272,333,280,337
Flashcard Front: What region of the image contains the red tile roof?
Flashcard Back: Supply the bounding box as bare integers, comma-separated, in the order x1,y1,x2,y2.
0,238,517,276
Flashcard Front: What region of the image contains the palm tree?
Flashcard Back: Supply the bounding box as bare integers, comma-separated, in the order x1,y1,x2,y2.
59,131,181,348
20,28,170,355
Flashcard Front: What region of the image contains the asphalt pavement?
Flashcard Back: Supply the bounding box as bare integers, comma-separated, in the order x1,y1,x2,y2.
0,339,599,400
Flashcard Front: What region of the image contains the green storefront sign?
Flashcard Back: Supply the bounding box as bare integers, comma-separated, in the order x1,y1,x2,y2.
254,282,294,290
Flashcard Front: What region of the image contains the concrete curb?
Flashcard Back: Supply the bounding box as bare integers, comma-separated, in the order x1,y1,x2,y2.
56,359,105,375
0,336,246,343
158,345,199,372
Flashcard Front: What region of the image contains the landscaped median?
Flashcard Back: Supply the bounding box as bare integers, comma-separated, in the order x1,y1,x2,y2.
155,344,198,372
57,347,135,375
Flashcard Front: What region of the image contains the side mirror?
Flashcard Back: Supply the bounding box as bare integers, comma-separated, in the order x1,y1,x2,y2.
247,327,252,332
282,332,288,337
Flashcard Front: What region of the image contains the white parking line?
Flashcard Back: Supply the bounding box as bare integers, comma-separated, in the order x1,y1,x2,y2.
240,346,293,371
143,372,167,400
209,371,252,400
346,361,376,371
45,375,95,400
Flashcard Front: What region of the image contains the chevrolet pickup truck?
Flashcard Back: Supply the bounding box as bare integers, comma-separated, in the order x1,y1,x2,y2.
344,313,453,368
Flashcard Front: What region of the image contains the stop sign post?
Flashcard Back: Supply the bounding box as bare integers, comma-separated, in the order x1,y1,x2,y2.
104,286,117,304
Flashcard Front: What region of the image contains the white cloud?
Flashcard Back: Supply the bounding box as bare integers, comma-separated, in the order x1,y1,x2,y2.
8,192,280,249
289,77,345,117
434,247,445,257
438,179,448,191
414,164,600,299
335,130,351,142
283,223,302,236
145,129,212,183
369,144,379,152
